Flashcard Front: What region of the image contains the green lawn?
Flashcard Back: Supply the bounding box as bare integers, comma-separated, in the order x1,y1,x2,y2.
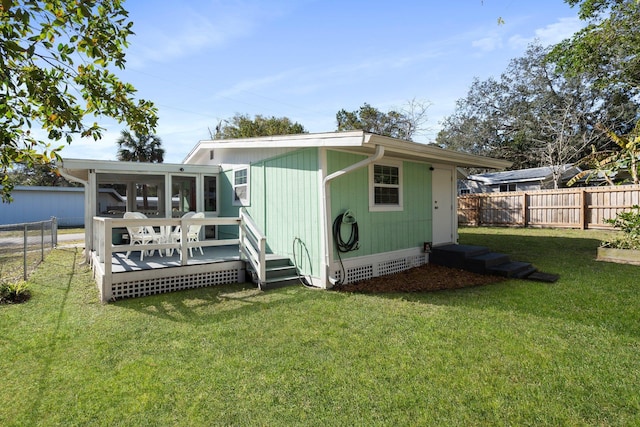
1,227,639,426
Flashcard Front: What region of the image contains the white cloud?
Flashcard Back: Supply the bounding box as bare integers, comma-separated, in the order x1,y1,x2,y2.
509,17,583,49
127,2,286,67
472,34,504,52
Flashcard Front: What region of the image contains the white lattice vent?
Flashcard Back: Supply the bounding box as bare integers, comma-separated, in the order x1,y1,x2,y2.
111,269,239,300
332,253,426,285
346,265,374,283
407,254,427,268
378,258,408,276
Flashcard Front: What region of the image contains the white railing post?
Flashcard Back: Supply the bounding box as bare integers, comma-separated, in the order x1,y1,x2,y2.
180,217,188,266
239,208,267,287
103,218,112,301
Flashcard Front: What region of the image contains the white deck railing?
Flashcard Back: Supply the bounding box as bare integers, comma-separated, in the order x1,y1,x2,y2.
91,212,268,289
238,208,267,288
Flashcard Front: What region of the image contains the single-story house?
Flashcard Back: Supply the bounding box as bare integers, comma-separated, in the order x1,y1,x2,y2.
59,130,510,301
458,164,580,194
0,186,85,227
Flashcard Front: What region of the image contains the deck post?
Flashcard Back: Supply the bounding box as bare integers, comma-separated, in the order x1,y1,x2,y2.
103,218,113,302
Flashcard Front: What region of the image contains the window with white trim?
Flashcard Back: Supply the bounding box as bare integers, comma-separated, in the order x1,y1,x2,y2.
233,167,249,206
369,161,403,211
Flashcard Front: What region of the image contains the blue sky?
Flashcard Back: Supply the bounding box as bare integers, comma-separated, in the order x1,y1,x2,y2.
60,0,585,163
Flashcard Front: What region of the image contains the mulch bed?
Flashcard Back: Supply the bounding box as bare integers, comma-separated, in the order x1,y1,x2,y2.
333,263,506,293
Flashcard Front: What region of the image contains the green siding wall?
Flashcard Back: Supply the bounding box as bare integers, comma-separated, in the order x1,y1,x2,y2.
248,148,322,278
327,150,432,259
219,147,433,281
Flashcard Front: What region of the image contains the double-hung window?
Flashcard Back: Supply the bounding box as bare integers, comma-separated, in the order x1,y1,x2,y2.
233,167,249,206
369,161,403,211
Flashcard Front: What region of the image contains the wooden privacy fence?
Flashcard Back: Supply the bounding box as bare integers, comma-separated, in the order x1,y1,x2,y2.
458,185,640,229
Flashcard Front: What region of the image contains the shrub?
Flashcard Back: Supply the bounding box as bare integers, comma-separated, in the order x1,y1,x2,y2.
0,281,32,304
602,205,640,250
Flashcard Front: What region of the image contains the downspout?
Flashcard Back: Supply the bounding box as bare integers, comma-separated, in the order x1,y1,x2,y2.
320,144,384,288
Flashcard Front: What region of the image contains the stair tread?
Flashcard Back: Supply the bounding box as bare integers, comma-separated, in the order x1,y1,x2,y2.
526,271,560,282
489,261,532,271
265,274,300,283
513,266,538,278
432,244,490,257
469,252,509,261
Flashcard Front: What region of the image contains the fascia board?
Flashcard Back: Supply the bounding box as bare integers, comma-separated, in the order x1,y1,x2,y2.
184,131,366,163
60,158,220,175
365,135,512,169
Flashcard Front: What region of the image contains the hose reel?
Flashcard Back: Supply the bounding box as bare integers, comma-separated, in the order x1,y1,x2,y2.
332,210,359,285
333,209,359,253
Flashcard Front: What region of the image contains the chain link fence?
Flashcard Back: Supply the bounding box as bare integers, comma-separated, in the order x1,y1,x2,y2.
0,218,58,283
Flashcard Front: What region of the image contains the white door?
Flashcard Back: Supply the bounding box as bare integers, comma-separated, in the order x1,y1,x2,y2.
432,167,454,245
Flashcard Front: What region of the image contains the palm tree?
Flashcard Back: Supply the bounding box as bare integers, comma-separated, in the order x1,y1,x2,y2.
116,130,164,163
568,121,640,186
116,130,165,209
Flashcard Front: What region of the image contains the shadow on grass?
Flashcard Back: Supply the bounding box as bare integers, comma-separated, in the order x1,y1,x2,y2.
380,231,640,339
27,247,78,425
113,282,309,324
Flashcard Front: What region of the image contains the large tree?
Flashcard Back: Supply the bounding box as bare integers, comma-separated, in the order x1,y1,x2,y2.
437,44,638,186
335,99,430,141
550,0,640,95
1,0,157,202
212,114,307,139
7,161,78,187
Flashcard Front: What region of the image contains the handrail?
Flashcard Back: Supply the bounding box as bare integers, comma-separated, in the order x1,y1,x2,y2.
90,212,267,292
92,215,241,272
238,208,267,288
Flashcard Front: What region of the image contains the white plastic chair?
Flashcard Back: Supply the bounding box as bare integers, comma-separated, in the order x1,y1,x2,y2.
187,212,205,256
167,211,195,257
170,212,204,258
124,212,163,261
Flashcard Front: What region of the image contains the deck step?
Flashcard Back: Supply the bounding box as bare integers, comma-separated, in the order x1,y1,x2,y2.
488,261,537,278
430,244,490,269
260,275,301,290
430,244,556,282
246,255,300,290
466,252,511,273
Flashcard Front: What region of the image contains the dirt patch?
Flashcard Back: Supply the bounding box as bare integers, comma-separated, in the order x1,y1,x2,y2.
333,263,505,293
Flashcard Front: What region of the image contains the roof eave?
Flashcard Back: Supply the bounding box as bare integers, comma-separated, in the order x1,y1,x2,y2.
183,131,511,170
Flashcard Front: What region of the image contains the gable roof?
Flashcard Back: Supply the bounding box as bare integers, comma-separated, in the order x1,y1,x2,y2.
184,130,512,170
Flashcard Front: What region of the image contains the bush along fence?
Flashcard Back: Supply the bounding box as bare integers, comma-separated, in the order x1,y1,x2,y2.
458,185,640,229
0,218,58,282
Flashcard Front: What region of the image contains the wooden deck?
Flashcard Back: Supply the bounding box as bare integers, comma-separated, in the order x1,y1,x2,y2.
108,244,242,273
91,244,249,302
89,214,271,302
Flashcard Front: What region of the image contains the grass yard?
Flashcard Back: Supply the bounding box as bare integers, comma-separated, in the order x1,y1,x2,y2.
1,227,639,426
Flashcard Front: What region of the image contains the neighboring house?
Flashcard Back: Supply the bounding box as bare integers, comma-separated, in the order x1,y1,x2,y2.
459,165,580,194
59,130,510,299
0,186,85,226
